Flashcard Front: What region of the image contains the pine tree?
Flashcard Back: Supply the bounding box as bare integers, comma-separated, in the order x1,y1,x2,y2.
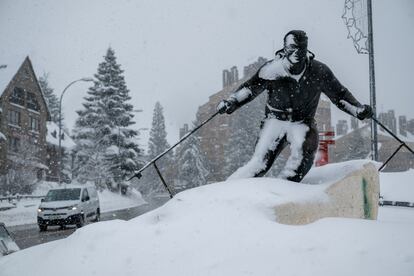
174,121,209,192
140,102,172,195
38,73,61,124
73,47,143,189
39,73,72,181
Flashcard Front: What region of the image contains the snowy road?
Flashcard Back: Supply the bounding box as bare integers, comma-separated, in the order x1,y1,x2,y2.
8,196,169,250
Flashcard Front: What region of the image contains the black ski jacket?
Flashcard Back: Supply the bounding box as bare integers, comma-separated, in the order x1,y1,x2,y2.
229,53,363,122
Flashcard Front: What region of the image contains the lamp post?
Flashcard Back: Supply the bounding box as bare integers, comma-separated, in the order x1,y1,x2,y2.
58,77,94,185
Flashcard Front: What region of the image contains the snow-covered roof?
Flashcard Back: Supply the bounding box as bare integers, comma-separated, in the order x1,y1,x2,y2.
46,121,76,149
0,56,27,97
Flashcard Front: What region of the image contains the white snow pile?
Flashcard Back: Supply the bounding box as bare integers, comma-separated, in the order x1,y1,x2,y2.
1,160,414,276
380,169,414,202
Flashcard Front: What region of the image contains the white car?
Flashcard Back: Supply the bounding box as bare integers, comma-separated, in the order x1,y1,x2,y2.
37,186,100,231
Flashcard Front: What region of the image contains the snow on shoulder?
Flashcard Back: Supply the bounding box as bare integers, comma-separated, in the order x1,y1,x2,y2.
1,160,413,276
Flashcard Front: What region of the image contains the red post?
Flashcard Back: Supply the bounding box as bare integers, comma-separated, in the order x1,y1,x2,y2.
316,131,335,167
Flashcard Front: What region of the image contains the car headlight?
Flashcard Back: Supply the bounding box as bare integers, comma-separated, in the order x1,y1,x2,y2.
37,208,43,213
68,206,77,210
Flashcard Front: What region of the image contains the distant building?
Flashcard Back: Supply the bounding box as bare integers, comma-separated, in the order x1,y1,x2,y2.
336,120,348,136
45,121,76,182
350,116,359,130
198,57,268,181
0,56,75,186
330,124,414,172
179,123,189,139
243,57,268,79
378,110,397,134
399,115,407,137
0,57,50,179
408,119,414,135
222,66,239,88
314,95,333,132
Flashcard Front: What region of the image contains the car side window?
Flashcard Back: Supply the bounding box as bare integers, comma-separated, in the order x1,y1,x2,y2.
82,189,89,201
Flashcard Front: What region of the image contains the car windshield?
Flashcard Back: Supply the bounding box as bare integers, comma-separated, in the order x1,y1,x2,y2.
44,188,81,202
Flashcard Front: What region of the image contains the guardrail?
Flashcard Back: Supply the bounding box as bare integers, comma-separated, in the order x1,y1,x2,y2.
0,195,45,203
380,200,414,208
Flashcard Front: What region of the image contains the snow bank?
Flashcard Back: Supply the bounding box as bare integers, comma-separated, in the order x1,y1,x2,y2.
380,169,414,202
1,160,413,276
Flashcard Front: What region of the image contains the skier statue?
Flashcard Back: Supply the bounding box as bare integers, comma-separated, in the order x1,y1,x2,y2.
217,30,373,182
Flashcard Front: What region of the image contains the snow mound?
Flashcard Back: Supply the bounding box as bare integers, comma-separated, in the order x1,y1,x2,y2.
1,161,413,276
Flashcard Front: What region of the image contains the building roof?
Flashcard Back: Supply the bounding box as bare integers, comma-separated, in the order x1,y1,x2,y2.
0,56,51,120
0,59,24,97
46,121,76,150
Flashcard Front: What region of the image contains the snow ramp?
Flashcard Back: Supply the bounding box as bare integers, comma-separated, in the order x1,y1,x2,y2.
276,161,380,225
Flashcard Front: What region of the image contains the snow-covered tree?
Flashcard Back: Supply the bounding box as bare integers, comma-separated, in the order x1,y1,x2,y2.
38,73,61,124
0,139,43,195
174,121,209,192
73,47,143,190
140,102,172,195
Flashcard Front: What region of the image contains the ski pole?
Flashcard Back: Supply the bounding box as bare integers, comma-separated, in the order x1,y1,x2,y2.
128,111,221,195
372,116,414,154
371,116,414,171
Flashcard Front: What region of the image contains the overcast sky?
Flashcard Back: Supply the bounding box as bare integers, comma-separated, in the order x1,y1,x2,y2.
1,0,413,150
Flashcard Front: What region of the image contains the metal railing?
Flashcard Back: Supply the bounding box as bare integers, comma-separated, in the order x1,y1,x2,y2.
0,195,45,203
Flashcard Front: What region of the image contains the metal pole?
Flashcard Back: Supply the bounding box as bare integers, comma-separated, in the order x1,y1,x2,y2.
58,78,94,186
153,162,174,198
367,0,378,161
129,110,220,180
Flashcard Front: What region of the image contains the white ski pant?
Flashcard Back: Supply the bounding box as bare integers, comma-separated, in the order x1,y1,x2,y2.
228,118,319,182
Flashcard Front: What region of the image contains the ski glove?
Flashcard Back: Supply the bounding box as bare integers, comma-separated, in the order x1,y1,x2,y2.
217,100,238,114
356,104,373,120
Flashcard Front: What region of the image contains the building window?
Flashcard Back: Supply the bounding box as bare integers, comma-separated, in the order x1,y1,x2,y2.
10,87,25,106
8,136,20,152
8,110,21,126
30,116,40,132
27,92,40,111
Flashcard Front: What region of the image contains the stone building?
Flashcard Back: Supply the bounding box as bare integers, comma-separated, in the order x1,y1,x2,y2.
0,57,76,189
0,57,50,179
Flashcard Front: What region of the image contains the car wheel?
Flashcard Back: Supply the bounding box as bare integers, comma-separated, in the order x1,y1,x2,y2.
39,224,47,232
76,215,85,228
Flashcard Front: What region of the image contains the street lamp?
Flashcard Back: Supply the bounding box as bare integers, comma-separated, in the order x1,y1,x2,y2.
58,77,94,185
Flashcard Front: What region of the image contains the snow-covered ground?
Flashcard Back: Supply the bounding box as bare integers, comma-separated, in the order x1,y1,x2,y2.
1,161,413,276
0,181,146,227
